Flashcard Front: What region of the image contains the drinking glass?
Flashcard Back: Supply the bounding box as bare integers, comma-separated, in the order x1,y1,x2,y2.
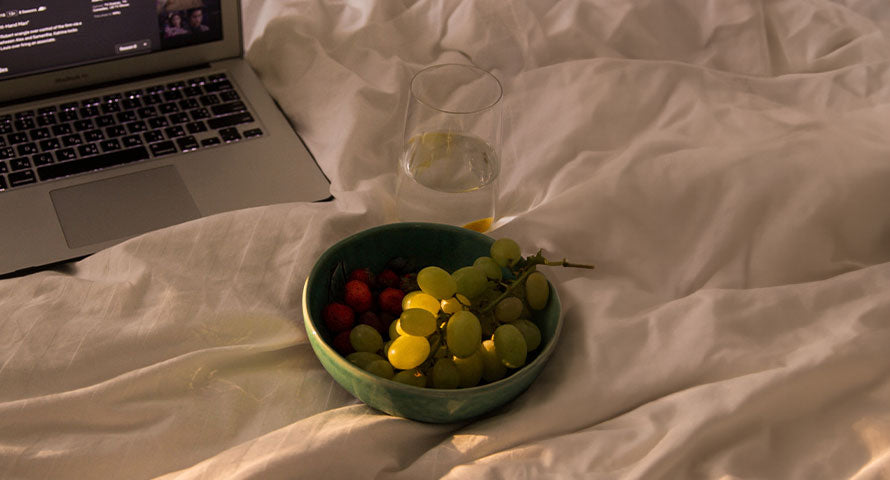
395,63,503,232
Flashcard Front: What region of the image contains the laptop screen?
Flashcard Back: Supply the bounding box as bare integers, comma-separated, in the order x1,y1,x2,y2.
0,1,223,82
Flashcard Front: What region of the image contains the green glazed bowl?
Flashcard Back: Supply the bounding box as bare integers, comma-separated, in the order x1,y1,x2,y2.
302,222,562,423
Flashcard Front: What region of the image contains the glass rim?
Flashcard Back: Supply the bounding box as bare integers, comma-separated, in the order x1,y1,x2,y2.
410,63,503,115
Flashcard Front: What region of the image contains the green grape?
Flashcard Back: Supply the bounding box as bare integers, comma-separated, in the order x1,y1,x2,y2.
512,318,542,352
452,349,483,388
346,351,385,369
490,238,521,267
473,256,502,280
431,358,460,389
417,266,457,300
402,290,441,315
349,324,383,353
440,295,468,314
364,359,394,379
392,369,427,387
446,310,482,358
398,308,437,337
479,339,507,382
525,271,550,310
389,319,401,340
494,296,523,323
452,266,488,299
493,324,527,368
387,334,431,370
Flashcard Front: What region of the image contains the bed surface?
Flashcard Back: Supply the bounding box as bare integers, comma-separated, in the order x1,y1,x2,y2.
3,1,890,478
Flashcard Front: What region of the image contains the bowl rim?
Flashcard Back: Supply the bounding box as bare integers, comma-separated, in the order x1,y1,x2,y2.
302,222,564,397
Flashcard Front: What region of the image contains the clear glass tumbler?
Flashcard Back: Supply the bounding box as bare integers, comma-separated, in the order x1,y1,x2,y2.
395,63,503,232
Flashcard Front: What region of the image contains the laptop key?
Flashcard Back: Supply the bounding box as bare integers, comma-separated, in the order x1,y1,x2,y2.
122,135,142,148
58,110,78,122
143,130,165,143
0,160,7,173
169,112,190,124
219,127,241,143
37,146,150,181
126,121,148,134
78,143,100,157
186,121,208,134
14,118,36,131
8,169,36,187
37,114,58,126
117,110,139,123
210,101,246,116
10,158,31,171
200,137,221,147
243,128,263,139
207,112,254,130
219,90,241,102
39,138,61,151
200,94,220,106
55,148,77,162
74,119,94,131
203,80,233,93
0,123,12,134
143,93,163,105
33,153,55,166
52,123,73,136
0,176,6,190
164,125,186,138
95,115,116,128
105,125,127,138
84,129,105,142
100,139,122,152
0,147,15,160
123,98,141,110
29,128,51,141
158,103,179,115
176,135,199,152
138,106,158,119
8,132,28,144
61,134,83,147
149,140,177,157
16,143,38,157
79,106,99,118
190,108,211,121
148,117,169,130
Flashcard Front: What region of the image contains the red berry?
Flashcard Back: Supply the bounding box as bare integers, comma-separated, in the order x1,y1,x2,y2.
344,279,374,312
378,287,405,316
377,269,400,288
348,268,375,286
332,329,354,355
323,302,355,333
359,311,386,336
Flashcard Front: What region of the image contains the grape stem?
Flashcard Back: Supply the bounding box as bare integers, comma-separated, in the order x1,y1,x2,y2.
478,252,594,314
544,259,595,269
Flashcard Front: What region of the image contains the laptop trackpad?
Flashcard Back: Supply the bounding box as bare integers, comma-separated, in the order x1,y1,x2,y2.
50,166,202,249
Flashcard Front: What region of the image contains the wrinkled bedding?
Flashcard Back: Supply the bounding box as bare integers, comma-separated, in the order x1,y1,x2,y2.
3,0,890,478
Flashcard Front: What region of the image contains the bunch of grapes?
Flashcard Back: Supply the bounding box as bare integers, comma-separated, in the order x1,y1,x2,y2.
321,238,593,389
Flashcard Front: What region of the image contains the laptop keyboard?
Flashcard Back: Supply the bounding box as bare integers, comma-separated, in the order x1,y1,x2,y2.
0,72,264,191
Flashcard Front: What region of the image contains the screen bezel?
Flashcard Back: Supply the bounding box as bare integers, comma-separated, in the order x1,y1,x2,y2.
0,0,242,105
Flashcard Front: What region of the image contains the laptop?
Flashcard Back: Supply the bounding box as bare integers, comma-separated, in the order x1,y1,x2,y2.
0,0,332,276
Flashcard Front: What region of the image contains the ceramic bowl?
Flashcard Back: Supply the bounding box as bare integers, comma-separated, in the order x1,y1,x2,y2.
302,222,562,423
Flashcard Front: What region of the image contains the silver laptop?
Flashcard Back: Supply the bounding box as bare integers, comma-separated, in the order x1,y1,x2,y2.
0,0,331,276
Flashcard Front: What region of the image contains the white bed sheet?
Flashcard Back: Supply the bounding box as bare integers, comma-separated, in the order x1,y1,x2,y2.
3,0,890,478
